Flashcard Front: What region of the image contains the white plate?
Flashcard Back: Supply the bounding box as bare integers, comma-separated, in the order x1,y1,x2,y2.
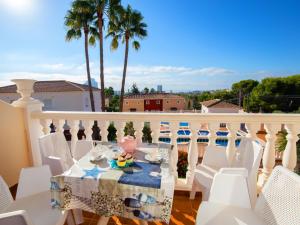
145,154,162,163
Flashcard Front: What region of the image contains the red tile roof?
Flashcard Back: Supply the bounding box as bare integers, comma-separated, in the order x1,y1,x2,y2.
0,80,100,93
201,99,241,109
124,93,185,100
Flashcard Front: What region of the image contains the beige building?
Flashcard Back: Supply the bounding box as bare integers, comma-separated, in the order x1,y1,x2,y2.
201,99,243,113
123,93,186,112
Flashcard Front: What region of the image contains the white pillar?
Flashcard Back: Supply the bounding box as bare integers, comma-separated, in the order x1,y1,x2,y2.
11,79,44,166
186,124,199,185
226,123,239,166
258,123,281,188
282,124,299,171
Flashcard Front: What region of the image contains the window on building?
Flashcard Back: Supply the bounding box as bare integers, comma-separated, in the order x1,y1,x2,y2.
130,108,137,112
177,100,180,104
156,100,160,104
146,100,150,105
85,97,89,108
170,107,178,111
166,101,169,103
126,101,129,105
43,99,53,110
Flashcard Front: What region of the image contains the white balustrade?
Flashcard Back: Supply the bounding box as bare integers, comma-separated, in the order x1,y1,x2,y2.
207,123,219,146
169,122,179,180
186,123,199,185
69,120,80,151
226,123,240,165
53,119,65,134
150,121,161,143
115,121,125,143
82,120,94,140
40,119,51,135
133,121,144,144
28,110,300,191
282,124,299,171
99,120,109,142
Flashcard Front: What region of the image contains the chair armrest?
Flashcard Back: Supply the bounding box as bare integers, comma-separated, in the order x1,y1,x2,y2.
209,172,251,209
219,168,248,178
0,210,35,225
202,146,228,168
44,156,64,176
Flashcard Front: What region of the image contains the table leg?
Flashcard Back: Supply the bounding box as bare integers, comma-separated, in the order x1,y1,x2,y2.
97,216,110,225
139,220,148,225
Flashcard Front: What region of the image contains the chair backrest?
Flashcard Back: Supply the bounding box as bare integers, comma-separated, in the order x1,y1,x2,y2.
72,140,93,161
0,210,34,225
16,165,52,200
254,166,300,225
0,176,13,213
233,138,263,207
39,133,73,169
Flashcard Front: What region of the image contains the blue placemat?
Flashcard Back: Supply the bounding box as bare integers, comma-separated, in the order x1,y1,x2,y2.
118,161,162,189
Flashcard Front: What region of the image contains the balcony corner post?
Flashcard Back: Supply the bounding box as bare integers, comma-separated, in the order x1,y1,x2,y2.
11,79,44,166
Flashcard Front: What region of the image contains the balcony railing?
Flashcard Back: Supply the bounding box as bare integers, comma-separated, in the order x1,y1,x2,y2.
12,79,300,191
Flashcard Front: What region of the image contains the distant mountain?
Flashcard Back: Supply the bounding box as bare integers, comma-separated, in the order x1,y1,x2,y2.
84,78,98,88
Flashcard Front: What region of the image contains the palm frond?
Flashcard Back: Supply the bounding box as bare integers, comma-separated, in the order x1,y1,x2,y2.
132,40,140,51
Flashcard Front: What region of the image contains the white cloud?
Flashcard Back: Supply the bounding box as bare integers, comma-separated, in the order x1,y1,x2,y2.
0,62,237,91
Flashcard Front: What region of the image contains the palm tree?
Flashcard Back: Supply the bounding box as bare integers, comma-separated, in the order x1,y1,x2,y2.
107,5,147,111
80,0,121,112
65,0,98,112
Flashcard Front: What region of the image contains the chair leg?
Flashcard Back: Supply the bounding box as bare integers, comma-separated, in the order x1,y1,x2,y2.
66,211,76,225
190,190,196,199
202,188,210,201
190,181,197,199
72,209,84,224
97,216,110,225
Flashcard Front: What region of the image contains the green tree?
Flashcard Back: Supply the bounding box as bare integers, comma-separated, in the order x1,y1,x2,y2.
107,5,147,111
150,88,156,93
231,79,259,109
129,83,140,94
104,86,114,98
143,87,149,94
248,75,300,112
65,1,98,112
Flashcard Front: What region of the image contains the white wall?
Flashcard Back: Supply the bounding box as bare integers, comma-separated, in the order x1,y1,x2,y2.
0,91,101,111
201,105,241,113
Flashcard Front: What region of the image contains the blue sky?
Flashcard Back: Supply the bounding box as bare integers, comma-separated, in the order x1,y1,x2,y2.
0,0,300,91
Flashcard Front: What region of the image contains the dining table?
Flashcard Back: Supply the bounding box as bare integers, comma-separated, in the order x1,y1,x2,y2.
50,143,175,225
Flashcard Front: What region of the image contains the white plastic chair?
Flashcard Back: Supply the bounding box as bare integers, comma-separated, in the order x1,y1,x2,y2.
196,166,300,225
191,138,263,206
72,140,93,161
0,210,34,225
16,165,52,200
0,166,74,225
39,133,74,176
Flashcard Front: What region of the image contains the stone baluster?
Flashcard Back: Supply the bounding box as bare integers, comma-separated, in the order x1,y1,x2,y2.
226,123,239,166
115,121,125,143
69,120,80,151
40,119,51,135
207,123,219,146
282,124,299,171
258,123,281,187
82,120,94,140
52,119,65,134
99,120,109,142
245,123,260,140
134,121,144,145
150,121,161,144
169,122,179,179
186,123,199,186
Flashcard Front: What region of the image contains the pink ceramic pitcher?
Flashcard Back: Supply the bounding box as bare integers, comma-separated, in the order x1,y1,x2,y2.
118,135,137,153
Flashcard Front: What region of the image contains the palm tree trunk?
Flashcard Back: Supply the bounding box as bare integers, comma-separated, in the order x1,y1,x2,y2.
97,10,106,112
84,29,95,112
119,38,129,112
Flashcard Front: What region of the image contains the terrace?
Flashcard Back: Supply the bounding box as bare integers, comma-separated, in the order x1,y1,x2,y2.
1,79,299,225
